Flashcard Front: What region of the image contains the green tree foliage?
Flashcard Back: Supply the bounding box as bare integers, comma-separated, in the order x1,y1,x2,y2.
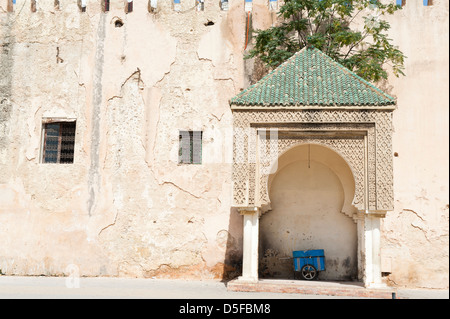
247,0,406,82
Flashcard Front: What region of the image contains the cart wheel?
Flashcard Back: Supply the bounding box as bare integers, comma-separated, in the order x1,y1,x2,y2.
300,264,317,280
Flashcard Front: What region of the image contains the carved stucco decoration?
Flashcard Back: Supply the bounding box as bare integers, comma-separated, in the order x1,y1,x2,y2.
232,109,394,214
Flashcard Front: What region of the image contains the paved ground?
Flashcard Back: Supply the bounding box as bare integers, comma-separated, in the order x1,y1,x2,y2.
0,276,447,299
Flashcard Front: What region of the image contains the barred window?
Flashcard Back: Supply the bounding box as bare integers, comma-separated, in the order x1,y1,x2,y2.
179,131,202,164
42,122,76,164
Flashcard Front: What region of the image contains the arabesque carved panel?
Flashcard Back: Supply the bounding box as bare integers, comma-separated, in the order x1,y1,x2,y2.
232,110,394,212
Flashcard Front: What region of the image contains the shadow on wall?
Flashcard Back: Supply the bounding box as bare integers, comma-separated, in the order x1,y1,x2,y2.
219,208,243,282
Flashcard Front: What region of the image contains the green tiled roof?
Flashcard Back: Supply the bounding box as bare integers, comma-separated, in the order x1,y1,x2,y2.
231,46,396,108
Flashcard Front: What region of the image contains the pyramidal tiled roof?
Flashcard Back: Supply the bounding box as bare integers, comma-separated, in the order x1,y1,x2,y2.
231,46,396,108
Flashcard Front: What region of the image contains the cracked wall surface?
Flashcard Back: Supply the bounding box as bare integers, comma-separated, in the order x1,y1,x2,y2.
0,0,448,288
0,0,256,279
380,1,449,289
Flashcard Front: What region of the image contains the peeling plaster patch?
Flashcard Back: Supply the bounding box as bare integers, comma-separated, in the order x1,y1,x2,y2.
197,21,233,67
395,208,443,243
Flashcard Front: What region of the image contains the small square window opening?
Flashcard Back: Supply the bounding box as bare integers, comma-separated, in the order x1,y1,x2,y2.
179,131,202,164
41,121,76,164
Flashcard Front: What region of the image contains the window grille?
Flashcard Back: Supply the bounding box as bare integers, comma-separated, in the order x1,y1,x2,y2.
42,122,76,164
179,131,202,164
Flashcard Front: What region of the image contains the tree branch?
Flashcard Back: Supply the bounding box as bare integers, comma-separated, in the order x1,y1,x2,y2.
344,30,369,59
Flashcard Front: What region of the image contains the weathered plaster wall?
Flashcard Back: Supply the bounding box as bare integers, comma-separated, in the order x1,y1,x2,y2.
0,0,265,279
380,0,449,289
0,11,14,181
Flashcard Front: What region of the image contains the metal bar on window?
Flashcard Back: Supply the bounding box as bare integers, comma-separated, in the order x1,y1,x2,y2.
60,122,76,163
42,122,76,164
43,123,60,163
179,131,191,164
192,131,202,164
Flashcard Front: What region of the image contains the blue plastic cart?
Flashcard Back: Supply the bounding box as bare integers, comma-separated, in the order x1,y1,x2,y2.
293,249,325,280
